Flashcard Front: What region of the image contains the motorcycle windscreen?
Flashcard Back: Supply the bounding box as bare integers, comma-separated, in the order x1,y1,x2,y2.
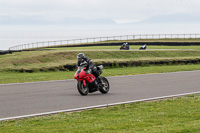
78,70,86,79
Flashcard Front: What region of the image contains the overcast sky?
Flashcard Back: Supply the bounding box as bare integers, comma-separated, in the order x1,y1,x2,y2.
0,0,200,24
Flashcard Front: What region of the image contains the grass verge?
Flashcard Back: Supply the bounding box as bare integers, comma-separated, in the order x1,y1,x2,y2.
0,64,200,84
1,94,200,132
0,50,200,71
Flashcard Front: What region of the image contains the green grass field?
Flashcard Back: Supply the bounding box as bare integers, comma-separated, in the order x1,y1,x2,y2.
0,45,200,83
0,64,200,84
1,44,200,132
1,94,200,132
0,48,200,71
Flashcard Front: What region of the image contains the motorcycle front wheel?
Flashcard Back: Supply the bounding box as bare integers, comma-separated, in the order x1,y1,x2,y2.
99,76,110,94
77,81,89,96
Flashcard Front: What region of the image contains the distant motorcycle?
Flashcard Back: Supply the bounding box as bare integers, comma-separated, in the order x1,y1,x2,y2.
74,65,110,96
120,42,129,50
139,44,147,50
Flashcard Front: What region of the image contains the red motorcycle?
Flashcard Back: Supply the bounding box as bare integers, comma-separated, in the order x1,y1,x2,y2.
74,65,109,96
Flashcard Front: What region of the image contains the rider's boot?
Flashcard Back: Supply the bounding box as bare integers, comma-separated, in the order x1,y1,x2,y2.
94,80,99,90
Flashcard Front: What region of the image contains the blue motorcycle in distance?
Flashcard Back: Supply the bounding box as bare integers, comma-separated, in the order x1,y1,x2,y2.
120,42,129,50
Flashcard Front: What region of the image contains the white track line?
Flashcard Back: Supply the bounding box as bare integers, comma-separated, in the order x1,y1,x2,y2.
1,91,200,121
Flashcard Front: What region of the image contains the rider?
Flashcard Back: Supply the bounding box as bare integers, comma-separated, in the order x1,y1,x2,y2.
77,53,96,73
76,53,99,88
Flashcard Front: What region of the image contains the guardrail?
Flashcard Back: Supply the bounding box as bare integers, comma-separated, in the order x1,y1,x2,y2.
9,34,200,50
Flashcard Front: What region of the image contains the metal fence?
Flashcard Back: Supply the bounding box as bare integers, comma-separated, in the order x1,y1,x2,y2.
9,34,200,50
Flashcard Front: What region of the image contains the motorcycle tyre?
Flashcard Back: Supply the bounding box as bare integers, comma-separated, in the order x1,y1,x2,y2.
77,81,89,96
98,76,110,94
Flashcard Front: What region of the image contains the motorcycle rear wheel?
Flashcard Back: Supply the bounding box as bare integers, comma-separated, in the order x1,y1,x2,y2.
99,76,110,94
77,81,89,96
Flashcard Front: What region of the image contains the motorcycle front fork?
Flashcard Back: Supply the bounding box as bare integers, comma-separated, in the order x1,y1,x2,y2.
97,77,104,88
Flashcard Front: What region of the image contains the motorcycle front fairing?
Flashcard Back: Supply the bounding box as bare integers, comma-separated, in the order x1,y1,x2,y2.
74,66,96,86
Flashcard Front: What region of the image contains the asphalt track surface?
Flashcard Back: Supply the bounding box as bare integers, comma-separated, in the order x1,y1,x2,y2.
0,70,200,120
